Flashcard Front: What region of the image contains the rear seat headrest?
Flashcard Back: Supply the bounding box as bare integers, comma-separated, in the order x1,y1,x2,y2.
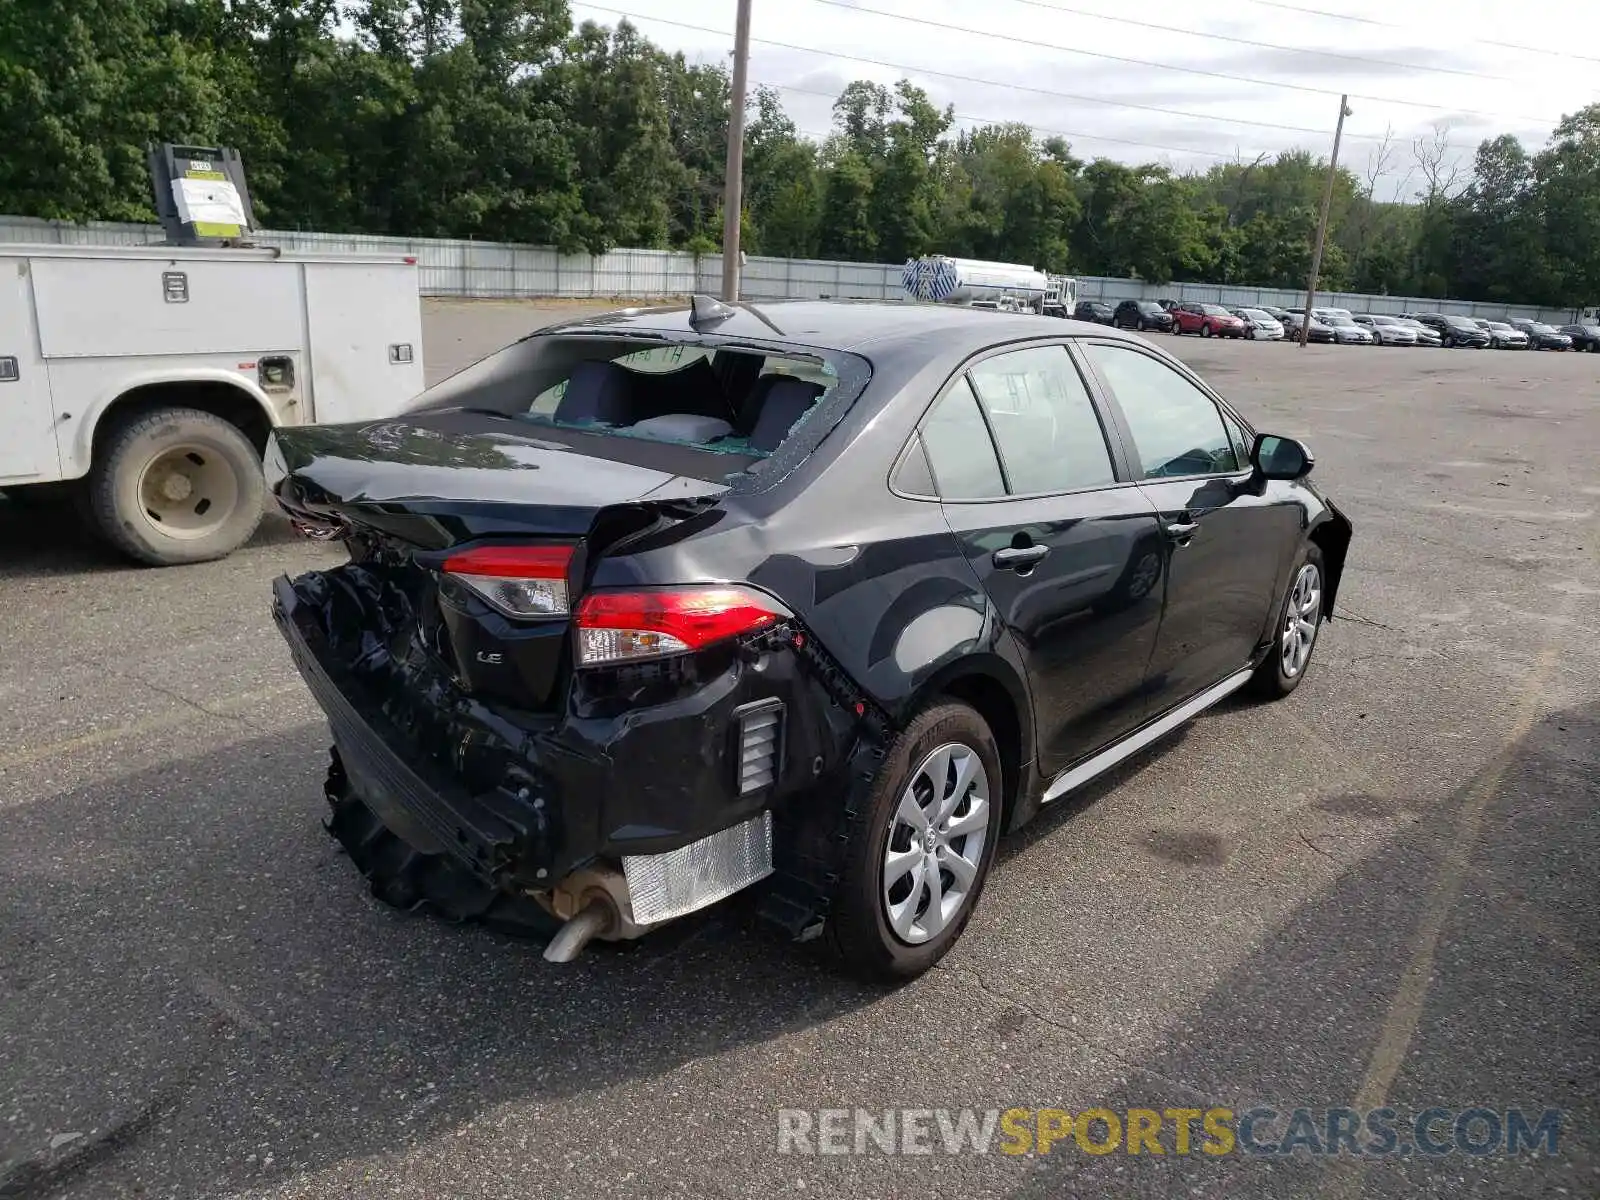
554,360,636,425
749,378,825,452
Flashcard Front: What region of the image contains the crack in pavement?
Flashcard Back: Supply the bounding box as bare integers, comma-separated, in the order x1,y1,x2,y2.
0,1010,238,1200
1335,609,1393,631
933,962,1213,1105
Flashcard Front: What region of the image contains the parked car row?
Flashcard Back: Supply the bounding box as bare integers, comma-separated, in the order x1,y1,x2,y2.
1068,298,1600,352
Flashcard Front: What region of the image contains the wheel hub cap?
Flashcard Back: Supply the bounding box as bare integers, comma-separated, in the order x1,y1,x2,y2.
1281,563,1323,678
882,742,991,945
136,444,240,540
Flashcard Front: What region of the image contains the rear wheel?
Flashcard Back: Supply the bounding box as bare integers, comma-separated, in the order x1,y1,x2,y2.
825,702,1004,982
1249,544,1325,700
88,407,264,565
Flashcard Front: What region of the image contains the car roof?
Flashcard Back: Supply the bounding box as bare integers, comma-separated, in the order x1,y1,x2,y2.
537,299,1148,355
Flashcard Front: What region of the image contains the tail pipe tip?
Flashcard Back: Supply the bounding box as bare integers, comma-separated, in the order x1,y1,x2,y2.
542,899,614,964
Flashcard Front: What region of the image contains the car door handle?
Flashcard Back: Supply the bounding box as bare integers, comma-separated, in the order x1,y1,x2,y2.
1164,520,1200,543
993,545,1050,570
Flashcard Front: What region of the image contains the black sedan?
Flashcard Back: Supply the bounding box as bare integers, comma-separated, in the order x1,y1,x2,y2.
1113,299,1175,332
1282,311,1335,343
1559,323,1600,352
1510,319,1574,350
267,299,1352,982
1073,298,1117,324
1411,313,1491,348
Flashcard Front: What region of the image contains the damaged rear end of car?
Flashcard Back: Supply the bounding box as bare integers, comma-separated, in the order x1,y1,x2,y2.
269,323,879,960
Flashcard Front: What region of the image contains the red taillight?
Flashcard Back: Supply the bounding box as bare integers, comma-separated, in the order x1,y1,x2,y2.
441,544,574,618
575,587,787,667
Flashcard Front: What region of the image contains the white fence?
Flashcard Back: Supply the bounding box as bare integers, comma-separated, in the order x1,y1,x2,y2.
1,214,1579,324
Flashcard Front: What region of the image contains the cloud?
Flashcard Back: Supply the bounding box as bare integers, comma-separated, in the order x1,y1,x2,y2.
606,0,1587,176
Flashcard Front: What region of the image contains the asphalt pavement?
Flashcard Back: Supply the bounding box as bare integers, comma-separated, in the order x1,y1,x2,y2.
1,310,1596,1199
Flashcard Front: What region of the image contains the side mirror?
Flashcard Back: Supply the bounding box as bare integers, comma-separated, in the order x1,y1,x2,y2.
1251,433,1314,481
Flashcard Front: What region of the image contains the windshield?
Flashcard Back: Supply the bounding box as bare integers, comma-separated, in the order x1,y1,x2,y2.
1529,323,1556,333
1239,309,1270,321
1329,316,1357,327
406,331,869,476
1137,302,1164,313
1368,315,1396,325
1445,316,1478,329
1201,305,1232,316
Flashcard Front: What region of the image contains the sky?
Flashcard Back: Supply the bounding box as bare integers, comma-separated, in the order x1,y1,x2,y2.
567,0,1600,195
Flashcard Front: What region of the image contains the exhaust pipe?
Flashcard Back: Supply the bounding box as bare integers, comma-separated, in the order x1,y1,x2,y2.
542,899,613,963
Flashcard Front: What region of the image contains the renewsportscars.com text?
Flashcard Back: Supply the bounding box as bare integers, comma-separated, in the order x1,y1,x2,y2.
776,1106,1563,1157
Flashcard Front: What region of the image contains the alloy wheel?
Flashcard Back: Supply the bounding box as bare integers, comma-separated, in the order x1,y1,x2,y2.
882,743,990,945
1280,563,1323,679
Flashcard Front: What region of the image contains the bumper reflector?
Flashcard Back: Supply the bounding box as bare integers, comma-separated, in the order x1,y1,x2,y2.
622,811,774,924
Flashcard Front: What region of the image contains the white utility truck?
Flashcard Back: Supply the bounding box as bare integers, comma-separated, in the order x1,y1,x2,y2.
1,142,425,566
0,242,424,564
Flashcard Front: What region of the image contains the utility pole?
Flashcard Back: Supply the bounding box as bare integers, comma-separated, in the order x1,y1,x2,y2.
720,0,753,302
1300,94,1351,348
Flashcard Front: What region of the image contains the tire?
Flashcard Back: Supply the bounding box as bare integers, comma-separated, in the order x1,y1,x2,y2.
88,406,265,565
825,702,1005,982
1201,323,1213,338
1248,543,1326,701
1442,334,1455,348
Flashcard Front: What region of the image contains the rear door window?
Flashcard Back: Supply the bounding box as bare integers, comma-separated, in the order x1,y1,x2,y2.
920,379,1007,500
966,346,1115,494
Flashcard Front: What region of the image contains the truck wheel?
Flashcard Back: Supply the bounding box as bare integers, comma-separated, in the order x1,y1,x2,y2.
825,701,1005,983
89,407,264,565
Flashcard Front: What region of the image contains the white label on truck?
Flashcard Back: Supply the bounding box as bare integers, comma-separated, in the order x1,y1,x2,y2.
172,176,249,228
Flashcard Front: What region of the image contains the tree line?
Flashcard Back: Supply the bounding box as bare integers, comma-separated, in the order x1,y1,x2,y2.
3,1,1597,306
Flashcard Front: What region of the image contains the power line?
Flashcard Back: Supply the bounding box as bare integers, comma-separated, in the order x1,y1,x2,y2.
756,46,1383,141
1230,0,1600,67
807,0,1567,126
995,0,1525,83
571,3,1395,148
760,80,1265,159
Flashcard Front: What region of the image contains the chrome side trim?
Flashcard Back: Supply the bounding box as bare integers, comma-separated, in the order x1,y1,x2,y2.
1040,667,1255,805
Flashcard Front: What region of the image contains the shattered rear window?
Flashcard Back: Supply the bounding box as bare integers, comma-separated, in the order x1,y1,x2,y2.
521,346,840,457
405,331,871,483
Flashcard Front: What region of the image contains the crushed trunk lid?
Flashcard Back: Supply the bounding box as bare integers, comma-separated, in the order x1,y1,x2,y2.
269,410,731,712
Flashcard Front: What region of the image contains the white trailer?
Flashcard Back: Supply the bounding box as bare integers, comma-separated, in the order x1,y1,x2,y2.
901,256,1077,316
0,243,424,564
